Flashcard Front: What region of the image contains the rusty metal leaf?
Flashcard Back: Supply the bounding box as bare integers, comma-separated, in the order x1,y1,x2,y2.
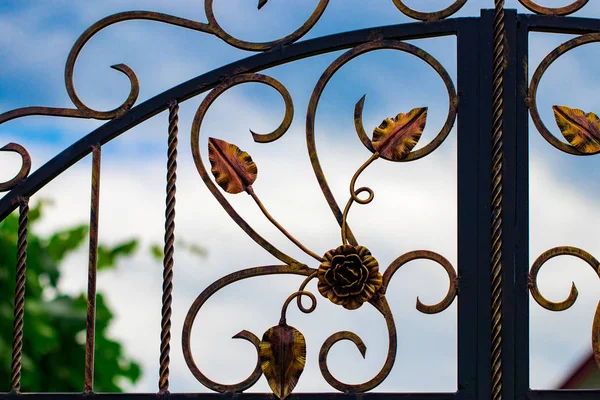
593,301,600,370
208,137,257,194
259,323,306,400
553,105,600,154
371,107,427,161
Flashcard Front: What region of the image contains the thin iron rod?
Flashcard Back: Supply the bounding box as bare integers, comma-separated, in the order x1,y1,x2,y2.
84,146,101,393
491,1,505,399
247,187,323,262
11,197,29,393
159,100,178,394
341,152,379,244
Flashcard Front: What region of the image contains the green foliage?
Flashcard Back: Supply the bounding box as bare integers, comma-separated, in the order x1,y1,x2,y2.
0,202,141,392
149,239,207,262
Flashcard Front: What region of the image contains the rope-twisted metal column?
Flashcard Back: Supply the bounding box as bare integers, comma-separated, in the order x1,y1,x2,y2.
491,1,505,399
159,100,178,394
84,145,101,394
11,197,29,393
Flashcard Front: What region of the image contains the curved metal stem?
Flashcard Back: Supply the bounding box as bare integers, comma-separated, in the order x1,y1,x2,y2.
341,153,379,244
319,294,397,393
248,187,323,262
279,290,316,325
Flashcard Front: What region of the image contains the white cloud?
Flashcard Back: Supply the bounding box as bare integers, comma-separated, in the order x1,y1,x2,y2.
2,0,600,394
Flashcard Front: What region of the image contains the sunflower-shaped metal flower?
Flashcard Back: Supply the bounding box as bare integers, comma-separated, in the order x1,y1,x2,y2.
317,244,383,310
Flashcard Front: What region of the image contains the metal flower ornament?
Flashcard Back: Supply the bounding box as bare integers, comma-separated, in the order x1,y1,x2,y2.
183,57,458,397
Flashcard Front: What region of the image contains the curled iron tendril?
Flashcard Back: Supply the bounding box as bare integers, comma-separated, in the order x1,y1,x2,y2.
529,32,600,156
528,246,600,312
518,0,588,16
308,40,457,244
392,0,467,21
528,246,600,370
0,1,328,126
0,143,31,192
182,264,314,394
190,73,299,266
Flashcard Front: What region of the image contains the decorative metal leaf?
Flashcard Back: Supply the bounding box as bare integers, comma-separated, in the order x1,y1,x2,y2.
593,301,600,370
553,105,600,154
208,137,258,194
258,0,268,9
259,323,306,400
371,107,427,161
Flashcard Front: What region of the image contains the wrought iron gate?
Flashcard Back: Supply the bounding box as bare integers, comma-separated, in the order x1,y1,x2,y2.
1,1,599,399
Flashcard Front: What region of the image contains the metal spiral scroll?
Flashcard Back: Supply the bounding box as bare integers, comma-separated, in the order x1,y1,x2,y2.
307,40,458,243
528,247,600,369
529,32,600,156
392,0,467,21
0,1,329,126
0,144,31,192
186,42,458,394
518,0,588,16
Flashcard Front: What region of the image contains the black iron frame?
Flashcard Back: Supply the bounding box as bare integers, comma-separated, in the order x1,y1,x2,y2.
1,5,599,400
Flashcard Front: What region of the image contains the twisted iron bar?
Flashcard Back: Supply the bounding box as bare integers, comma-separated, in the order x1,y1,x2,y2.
11,197,29,393
491,1,505,399
159,101,178,394
84,146,101,393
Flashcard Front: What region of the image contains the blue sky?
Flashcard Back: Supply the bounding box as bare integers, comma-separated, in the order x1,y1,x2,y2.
2,0,600,394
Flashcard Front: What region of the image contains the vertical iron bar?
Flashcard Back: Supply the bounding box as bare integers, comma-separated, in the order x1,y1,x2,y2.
11,197,29,393
515,13,531,399
84,145,101,394
456,17,483,400
491,1,506,399
159,100,178,394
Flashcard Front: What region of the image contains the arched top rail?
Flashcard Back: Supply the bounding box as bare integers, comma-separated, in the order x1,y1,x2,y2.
0,17,468,221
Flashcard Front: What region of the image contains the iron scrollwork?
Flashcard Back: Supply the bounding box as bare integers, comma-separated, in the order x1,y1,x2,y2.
184,38,458,398
528,247,600,369
0,2,468,397
526,1,600,373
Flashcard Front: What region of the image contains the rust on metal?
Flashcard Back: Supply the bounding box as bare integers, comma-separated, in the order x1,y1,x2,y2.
317,244,383,310
190,73,299,266
259,322,306,400
159,101,178,394
10,197,29,393
529,32,600,156
308,40,458,249
552,105,600,154
382,250,458,314
529,247,600,370
528,246,599,312
84,145,101,394
593,302,600,370
208,138,258,194
182,264,314,393
392,0,467,21
491,1,505,399
204,0,329,51
0,144,31,192
318,294,397,393
248,187,324,262
371,107,427,161
518,0,588,16
260,291,313,400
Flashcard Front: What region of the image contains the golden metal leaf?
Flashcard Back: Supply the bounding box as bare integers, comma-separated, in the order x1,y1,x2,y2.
372,107,427,161
208,137,258,194
553,105,600,154
259,323,306,400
